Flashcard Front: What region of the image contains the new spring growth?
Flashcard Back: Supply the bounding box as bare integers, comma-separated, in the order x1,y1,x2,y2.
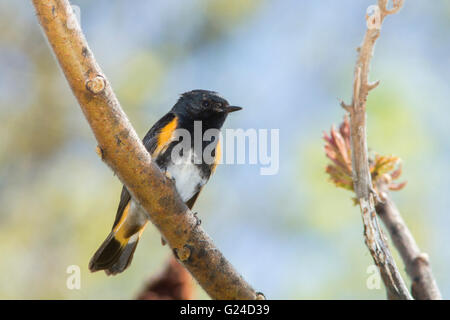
324,116,406,199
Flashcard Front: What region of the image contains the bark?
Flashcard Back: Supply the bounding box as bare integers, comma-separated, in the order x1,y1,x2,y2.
340,0,412,299
32,0,259,300
375,186,442,299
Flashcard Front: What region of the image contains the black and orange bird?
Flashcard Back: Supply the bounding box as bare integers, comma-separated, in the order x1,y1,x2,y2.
89,90,242,275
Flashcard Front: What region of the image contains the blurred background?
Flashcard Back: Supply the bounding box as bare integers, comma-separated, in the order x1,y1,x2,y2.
0,0,449,299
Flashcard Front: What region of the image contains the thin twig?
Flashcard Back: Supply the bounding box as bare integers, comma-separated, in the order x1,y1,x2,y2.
33,0,260,300
341,0,412,299
324,118,442,299
375,182,442,299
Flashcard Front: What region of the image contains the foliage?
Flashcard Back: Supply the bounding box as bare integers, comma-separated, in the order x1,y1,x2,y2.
324,116,406,196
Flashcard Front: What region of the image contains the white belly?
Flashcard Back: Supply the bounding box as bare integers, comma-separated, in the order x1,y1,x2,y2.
166,151,207,202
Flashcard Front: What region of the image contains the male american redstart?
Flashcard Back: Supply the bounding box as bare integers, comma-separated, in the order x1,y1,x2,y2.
89,90,242,275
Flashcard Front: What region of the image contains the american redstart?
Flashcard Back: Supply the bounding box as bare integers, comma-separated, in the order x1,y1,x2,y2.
89,90,242,275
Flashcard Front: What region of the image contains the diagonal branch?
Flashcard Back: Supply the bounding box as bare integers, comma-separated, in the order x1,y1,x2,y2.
340,0,412,299
32,0,260,300
375,181,442,299
325,117,442,299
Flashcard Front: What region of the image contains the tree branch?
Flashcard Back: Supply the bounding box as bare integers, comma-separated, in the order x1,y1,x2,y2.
375,182,442,299
32,0,260,300
325,118,442,300
341,0,412,299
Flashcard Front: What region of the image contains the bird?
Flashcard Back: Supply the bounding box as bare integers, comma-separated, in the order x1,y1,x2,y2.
89,89,242,275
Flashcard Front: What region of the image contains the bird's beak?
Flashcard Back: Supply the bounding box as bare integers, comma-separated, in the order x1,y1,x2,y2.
225,105,242,113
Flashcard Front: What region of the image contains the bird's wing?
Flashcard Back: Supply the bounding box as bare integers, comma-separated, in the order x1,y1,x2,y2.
111,112,178,230
142,112,178,157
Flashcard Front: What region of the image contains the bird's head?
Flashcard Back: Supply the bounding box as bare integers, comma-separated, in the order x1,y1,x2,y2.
173,90,242,120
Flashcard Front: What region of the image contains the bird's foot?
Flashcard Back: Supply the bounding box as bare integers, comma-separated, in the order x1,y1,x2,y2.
193,212,201,227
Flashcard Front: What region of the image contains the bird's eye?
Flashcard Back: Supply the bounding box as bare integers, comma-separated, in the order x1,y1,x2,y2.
202,101,210,108
215,103,222,108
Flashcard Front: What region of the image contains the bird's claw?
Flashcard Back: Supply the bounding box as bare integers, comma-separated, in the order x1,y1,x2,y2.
193,212,201,227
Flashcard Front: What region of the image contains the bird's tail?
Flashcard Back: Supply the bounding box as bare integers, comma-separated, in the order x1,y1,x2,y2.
89,217,148,276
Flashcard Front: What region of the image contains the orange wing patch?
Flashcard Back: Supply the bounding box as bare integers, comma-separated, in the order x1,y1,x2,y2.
153,117,178,157
211,138,221,174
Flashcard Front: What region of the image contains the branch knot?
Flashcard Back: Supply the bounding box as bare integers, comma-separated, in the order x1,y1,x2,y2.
86,75,106,94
